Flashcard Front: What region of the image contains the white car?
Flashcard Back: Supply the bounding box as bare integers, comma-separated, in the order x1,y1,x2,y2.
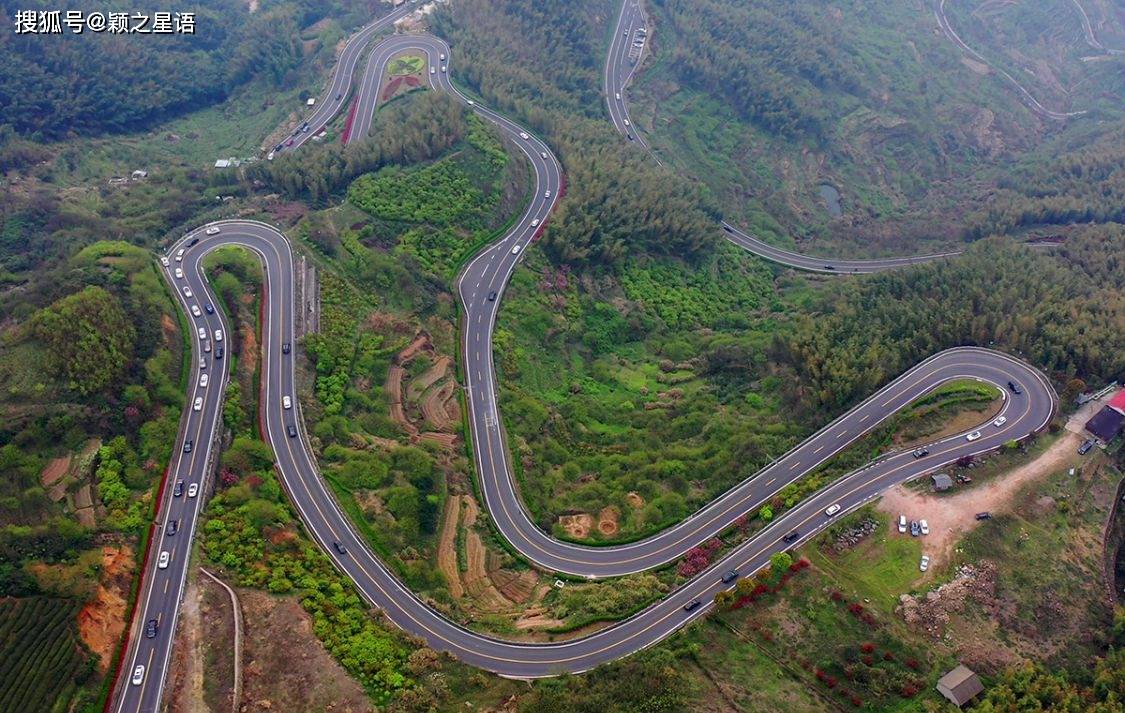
440,52,446,60
531,218,540,227
199,374,208,388
919,519,929,535
824,503,841,517
429,66,435,75
467,99,475,106
198,327,207,340
174,267,184,279
175,248,185,262
183,286,193,298
919,555,930,572
966,431,981,442
898,515,907,534
157,551,170,569
161,256,169,267
187,483,199,498
623,118,630,126
214,329,223,342
540,151,548,159
199,357,207,370
441,65,446,73
193,396,203,411
615,92,621,100
205,226,220,235
511,244,521,255
544,190,551,199
191,305,201,318
519,132,529,140
993,415,1007,427
131,665,145,686
283,395,292,409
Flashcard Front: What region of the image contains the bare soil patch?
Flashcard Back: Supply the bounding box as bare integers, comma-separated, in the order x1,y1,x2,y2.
597,506,620,536
878,432,1081,570
558,513,593,539
436,495,465,598
626,491,645,509
39,455,71,487
77,545,134,671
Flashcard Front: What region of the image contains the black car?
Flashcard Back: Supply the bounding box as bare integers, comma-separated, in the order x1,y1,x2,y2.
487,291,498,302
282,342,291,354
975,511,992,520
333,541,348,555
721,570,739,584
183,440,193,453
173,481,184,497
204,304,215,315
215,346,224,360
275,143,284,152
1078,439,1095,455
335,92,342,101
912,447,929,459
782,530,800,544
824,264,835,270
626,134,634,141
165,519,178,536
683,599,703,612
1007,381,1022,395
144,619,159,639
909,521,921,537
723,225,734,234
188,237,199,247
287,424,298,438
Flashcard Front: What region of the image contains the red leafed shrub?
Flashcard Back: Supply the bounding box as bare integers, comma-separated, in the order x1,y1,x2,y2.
848,603,864,615
219,468,239,487
901,684,919,698
883,651,894,662
824,675,838,689
761,630,774,642
850,695,863,707
830,590,844,602
860,642,875,653
753,584,769,597
246,473,264,488
781,573,791,583
862,613,879,628
815,669,827,681
677,538,723,577
905,657,920,670
861,655,874,666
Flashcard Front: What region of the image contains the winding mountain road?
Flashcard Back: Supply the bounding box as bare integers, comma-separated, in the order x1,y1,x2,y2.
111,7,1058,711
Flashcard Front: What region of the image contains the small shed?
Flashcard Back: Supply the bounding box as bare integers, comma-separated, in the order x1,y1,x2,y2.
936,664,983,707
931,473,953,491
130,169,148,180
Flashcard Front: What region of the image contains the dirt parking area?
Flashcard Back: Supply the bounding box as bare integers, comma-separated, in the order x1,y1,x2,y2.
878,432,1081,569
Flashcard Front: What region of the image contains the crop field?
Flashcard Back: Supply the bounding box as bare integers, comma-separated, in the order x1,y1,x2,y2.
0,597,93,713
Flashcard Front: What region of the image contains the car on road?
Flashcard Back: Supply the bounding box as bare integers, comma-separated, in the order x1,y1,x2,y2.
823,265,835,270
301,122,309,132
283,395,292,410
205,226,220,236
183,440,192,453
440,52,446,60
511,244,521,255
144,619,158,639
1078,439,1095,455
1007,381,1022,395
615,92,621,100
975,511,992,520
183,286,193,298
193,396,203,411
488,291,497,302
335,92,342,101
966,431,981,441
441,65,446,73
286,139,294,147
282,342,291,354
429,66,436,75
205,304,214,314
622,118,630,127
544,190,551,199
519,132,529,140
912,447,929,459
919,519,929,535
626,134,633,140
214,329,223,342
215,346,224,359
131,665,145,686
198,327,207,340
199,357,206,370
333,541,348,555
782,530,800,544
683,599,703,612
721,570,739,584
824,503,841,517
898,514,907,533
187,483,199,498
287,424,298,438
910,520,920,537
161,256,170,267
540,151,548,159
993,415,1007,427
919,555,930,572
467,100,475,106
188,237,199,247
157,551,170,569
199,374,208,388
173,481,184,497
191,305,201,318
275,143,283,152
531,218,540,227
175,267,184,279
165,519,178,536
175,248,185,262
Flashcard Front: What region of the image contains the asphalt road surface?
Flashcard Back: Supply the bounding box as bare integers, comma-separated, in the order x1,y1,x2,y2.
112,10,1058,711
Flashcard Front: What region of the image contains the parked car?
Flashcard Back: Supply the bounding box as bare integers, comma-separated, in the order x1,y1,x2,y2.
975,511,992,520
919,519,929,535
898,515,907,533
910,520,921,537
919,555,930,572
966,431,981,441
824,503,841,517
1078,439,1095,455
683,599,702,612
993,415,1007,427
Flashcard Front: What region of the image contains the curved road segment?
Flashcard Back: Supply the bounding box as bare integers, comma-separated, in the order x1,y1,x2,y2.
112,9,1058,712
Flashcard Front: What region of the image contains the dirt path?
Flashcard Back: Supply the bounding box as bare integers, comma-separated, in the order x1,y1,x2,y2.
167,579,206,713
201,568,243,713
408,355,450,400
436,495,465,598
878,432,1081,569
